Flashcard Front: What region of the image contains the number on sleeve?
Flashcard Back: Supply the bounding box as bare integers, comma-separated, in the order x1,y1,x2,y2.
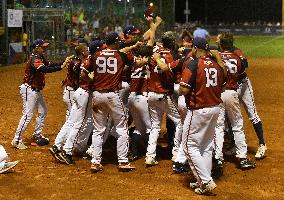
204,68,218,87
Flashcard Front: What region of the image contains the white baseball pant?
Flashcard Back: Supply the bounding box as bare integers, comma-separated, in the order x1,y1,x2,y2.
215,90,248,161
62,88,93,155
91,91,129,164
14,83,47,142
146,92,183,159
0,145,8,170
173,83,188,122
183,106,220,186
63,86,76,119
128,92,151,136
237,77,261,124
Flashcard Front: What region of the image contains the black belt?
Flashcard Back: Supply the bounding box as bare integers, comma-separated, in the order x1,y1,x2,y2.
96,90,117,93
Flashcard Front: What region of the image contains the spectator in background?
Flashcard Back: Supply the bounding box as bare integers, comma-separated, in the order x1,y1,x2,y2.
22,28,29,62
115,21,123,35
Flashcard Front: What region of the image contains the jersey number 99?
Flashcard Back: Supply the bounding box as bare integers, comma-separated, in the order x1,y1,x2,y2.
96,57,118,74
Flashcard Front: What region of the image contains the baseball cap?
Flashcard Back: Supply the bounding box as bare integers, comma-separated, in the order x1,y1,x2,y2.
31,39,49,49
192,37,209,50
105,32,119,45
89,40,104,54
124,25,140,35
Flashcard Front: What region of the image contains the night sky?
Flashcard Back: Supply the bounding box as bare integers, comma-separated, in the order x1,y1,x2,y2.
175,0,282,24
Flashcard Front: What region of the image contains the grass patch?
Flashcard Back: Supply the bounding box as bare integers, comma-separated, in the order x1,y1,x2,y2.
233,36,284,58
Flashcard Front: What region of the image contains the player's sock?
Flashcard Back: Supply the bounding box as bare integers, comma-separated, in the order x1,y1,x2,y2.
253,121,265,145
130,133,141,157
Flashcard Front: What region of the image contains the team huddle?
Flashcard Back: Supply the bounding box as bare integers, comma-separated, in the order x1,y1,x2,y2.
6,14,267,195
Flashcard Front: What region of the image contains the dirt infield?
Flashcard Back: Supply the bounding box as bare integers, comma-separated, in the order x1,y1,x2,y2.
0,58,283,200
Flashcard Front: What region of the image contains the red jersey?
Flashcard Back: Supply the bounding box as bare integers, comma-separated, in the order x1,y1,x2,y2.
62,56,81,90
92,49,130,91
23,54,49,90
129,61,148,93
79,55,93,90
220,51,243,90
169,54,194,83
121,51,135,82
231,47,248,81
180,56,224,109
148,47,176,94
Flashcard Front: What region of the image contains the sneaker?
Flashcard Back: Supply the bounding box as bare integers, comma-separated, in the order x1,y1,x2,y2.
58,151,74,165
118,162,135,172
239,158,256,170
11,139,27,150
194,180,217,195
172,162,190,174
31,135,49,146
0,161,19,174
129,154,140,162
189,182,199,190
171,154,177,162
91,163,103,173
49,145,64,163
145,156,158,167
255,144,267,159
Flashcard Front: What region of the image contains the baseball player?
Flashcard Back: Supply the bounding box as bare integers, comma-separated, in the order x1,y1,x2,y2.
90,32,140,173
127,16,162,161
216,33,267,159
145,32,183,166
214,33,256,176
11,39,72,149
0,144,19,174
127,45,152,161
178,37,226,195
49,42,95,163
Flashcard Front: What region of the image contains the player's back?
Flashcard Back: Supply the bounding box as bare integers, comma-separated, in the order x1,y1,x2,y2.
220,51,242,90
93,49,126,91
148,47,175,94
182,56,224,109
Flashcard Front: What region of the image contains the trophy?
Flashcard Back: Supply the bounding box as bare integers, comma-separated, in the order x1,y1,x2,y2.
144,3,156,19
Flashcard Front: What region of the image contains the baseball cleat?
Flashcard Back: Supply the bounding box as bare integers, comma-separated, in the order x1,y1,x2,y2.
118,162,135,172
189,182,199,190
194,180,217,195
172,162,190,174
31,135,49,146
145,156,159,167
239,158,256,170
91,163,103,173
49,145,65,163
0,161,19,174
11,139,28,150
255,144,267,159
212,159,223,179
58,151,74,165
